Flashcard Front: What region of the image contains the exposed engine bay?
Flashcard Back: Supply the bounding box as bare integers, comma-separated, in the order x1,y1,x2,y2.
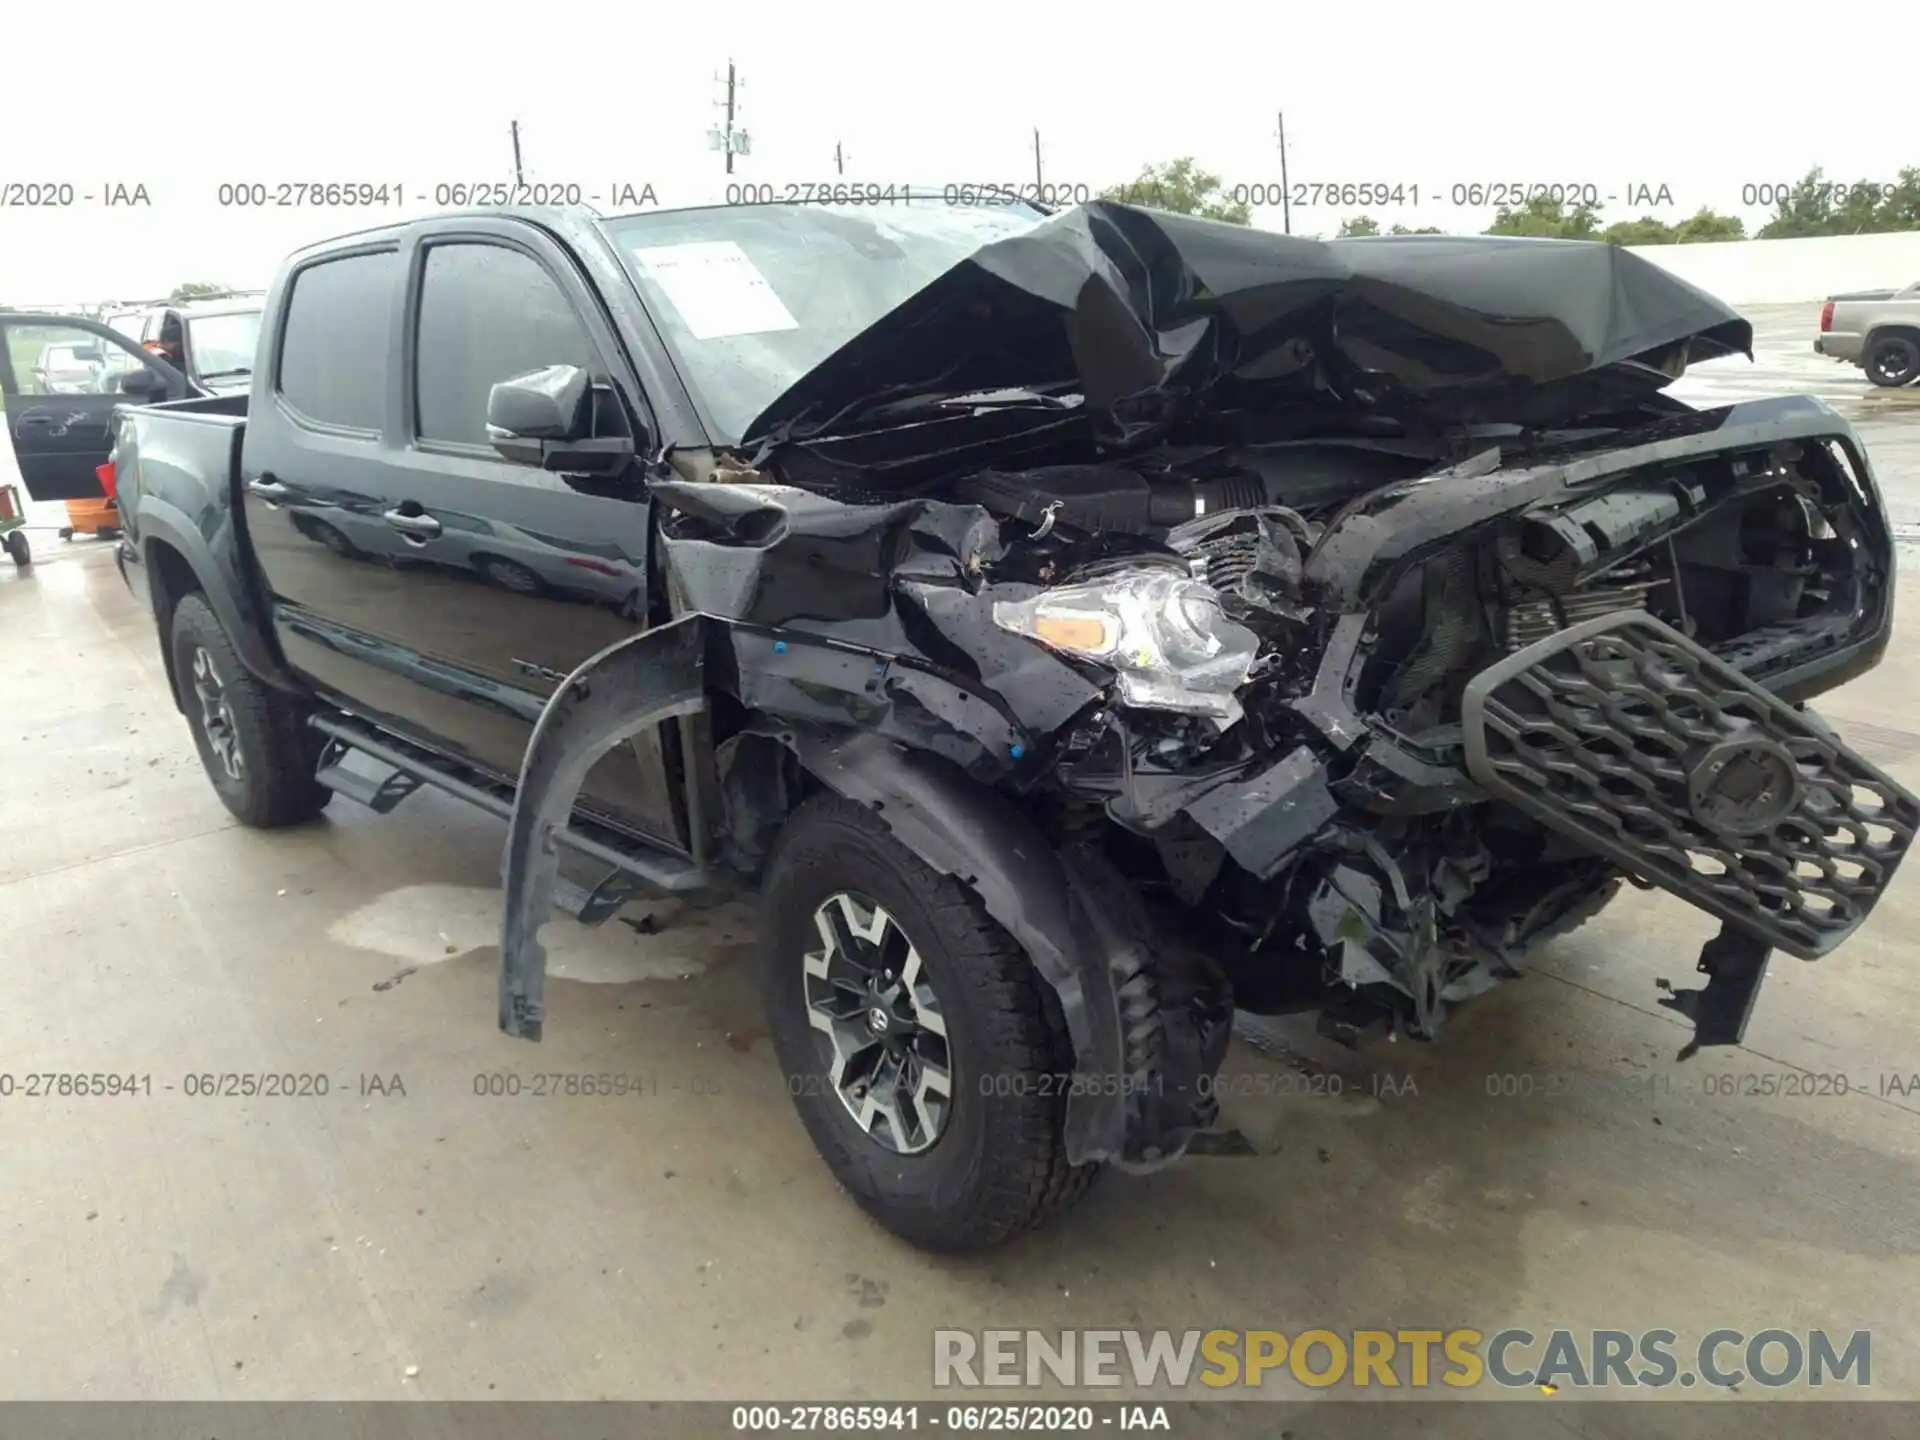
940,409,1904,1049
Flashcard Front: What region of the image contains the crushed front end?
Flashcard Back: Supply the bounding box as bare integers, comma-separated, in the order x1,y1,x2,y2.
501,201,1918,1177
1022,395,1915,1076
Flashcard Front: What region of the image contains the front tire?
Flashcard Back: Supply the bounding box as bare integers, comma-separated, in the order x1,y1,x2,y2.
475,555,544,594
761,793,1099,1251
4,530,28,568
1865,333,1920,388
169,593,330,827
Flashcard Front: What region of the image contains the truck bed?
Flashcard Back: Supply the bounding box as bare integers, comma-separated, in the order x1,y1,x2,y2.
112,391,289,690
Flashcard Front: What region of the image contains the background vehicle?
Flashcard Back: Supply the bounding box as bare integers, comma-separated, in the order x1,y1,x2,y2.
123,293,267,396
1816,281,1920,386
7,200,1911,1253
103,309,150,345
0,314,195,513
32,341,111,394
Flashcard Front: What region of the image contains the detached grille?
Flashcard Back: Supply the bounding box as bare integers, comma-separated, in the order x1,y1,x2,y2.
1462,611,1918,956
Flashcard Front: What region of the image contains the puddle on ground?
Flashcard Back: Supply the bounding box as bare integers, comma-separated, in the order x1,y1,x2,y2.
327,883,756,984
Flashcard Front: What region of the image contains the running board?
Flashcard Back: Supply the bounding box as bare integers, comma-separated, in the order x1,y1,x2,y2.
310,714,714,924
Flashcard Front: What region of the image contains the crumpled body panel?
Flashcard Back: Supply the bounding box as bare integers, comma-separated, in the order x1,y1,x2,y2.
743,202,1754,443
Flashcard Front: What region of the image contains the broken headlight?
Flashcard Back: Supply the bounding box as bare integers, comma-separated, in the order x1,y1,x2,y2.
992,569,1259,721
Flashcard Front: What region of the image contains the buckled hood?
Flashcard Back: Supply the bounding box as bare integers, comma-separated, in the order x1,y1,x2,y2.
740,201,1753,446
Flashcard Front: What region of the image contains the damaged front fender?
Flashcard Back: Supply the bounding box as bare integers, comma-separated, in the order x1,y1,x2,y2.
495,613,1226,1171
781,725,1228,1170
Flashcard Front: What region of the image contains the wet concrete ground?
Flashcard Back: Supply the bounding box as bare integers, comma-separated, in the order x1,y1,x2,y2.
2,307,1919,1430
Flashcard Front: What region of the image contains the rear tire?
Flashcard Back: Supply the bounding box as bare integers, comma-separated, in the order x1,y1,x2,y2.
169,592,330,827
761,793,1099,1251
1865,333,1920,388
4,531,28,568
299,517,358,559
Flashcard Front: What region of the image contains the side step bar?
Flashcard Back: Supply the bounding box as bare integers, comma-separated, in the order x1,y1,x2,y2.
310,713,715,925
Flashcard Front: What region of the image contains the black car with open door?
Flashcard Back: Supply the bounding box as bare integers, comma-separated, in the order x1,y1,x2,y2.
0,312,198,551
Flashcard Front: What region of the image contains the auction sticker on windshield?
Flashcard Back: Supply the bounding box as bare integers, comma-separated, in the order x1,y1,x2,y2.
630,240,800,341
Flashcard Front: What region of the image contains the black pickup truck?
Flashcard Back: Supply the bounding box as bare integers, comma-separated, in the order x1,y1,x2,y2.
5,196,1913,1251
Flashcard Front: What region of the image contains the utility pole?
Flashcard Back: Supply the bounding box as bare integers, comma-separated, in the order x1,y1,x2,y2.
707,62,751,174
834,141,846,176
510,119,524,187
1275,110,1291,235
1032,129,1044,189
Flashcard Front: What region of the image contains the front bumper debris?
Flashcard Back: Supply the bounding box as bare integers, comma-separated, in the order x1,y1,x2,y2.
1462,609,1918,1052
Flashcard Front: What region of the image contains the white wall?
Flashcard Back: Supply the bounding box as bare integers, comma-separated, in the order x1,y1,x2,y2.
1626,231,1920,306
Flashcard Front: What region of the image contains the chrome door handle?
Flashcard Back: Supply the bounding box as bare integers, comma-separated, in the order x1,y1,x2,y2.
382,508,442,539
247,478,289,500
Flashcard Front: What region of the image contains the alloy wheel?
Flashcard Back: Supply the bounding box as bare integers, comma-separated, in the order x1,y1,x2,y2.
802,891,953,1155
191,646,244,780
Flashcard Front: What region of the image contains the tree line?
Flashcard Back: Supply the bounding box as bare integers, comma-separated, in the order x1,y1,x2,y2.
1103,160,1920,243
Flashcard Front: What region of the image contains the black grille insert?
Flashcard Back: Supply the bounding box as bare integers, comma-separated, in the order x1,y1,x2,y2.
1461,610,1917,956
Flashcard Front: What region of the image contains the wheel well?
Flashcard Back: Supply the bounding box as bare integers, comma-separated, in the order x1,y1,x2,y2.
470,551,527,572
1866,325,1920,350
714,725,823,877
146,538,201,707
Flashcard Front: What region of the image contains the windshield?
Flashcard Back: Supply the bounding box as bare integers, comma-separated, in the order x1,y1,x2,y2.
603,197,1047,443
188,310,263,376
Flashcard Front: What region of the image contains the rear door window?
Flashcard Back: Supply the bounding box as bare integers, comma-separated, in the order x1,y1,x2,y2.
277,250,399,431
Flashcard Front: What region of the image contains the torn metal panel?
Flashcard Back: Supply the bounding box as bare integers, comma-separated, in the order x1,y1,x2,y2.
654,478,1004,628
1657,923,1775,1062
718,627,1030,786
1178,745,1339,882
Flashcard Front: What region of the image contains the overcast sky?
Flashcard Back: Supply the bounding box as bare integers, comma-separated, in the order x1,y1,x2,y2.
4,0,1916,305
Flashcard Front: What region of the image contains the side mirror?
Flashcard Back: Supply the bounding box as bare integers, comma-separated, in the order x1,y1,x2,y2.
120,367,166,398
488,365,590,442
486,365,641,477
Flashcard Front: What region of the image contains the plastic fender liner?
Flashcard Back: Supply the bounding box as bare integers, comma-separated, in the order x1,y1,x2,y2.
498,615,711,1041
782,725,1215,1171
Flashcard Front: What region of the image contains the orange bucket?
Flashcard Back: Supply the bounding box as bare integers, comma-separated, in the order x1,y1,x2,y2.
62,496,120,537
